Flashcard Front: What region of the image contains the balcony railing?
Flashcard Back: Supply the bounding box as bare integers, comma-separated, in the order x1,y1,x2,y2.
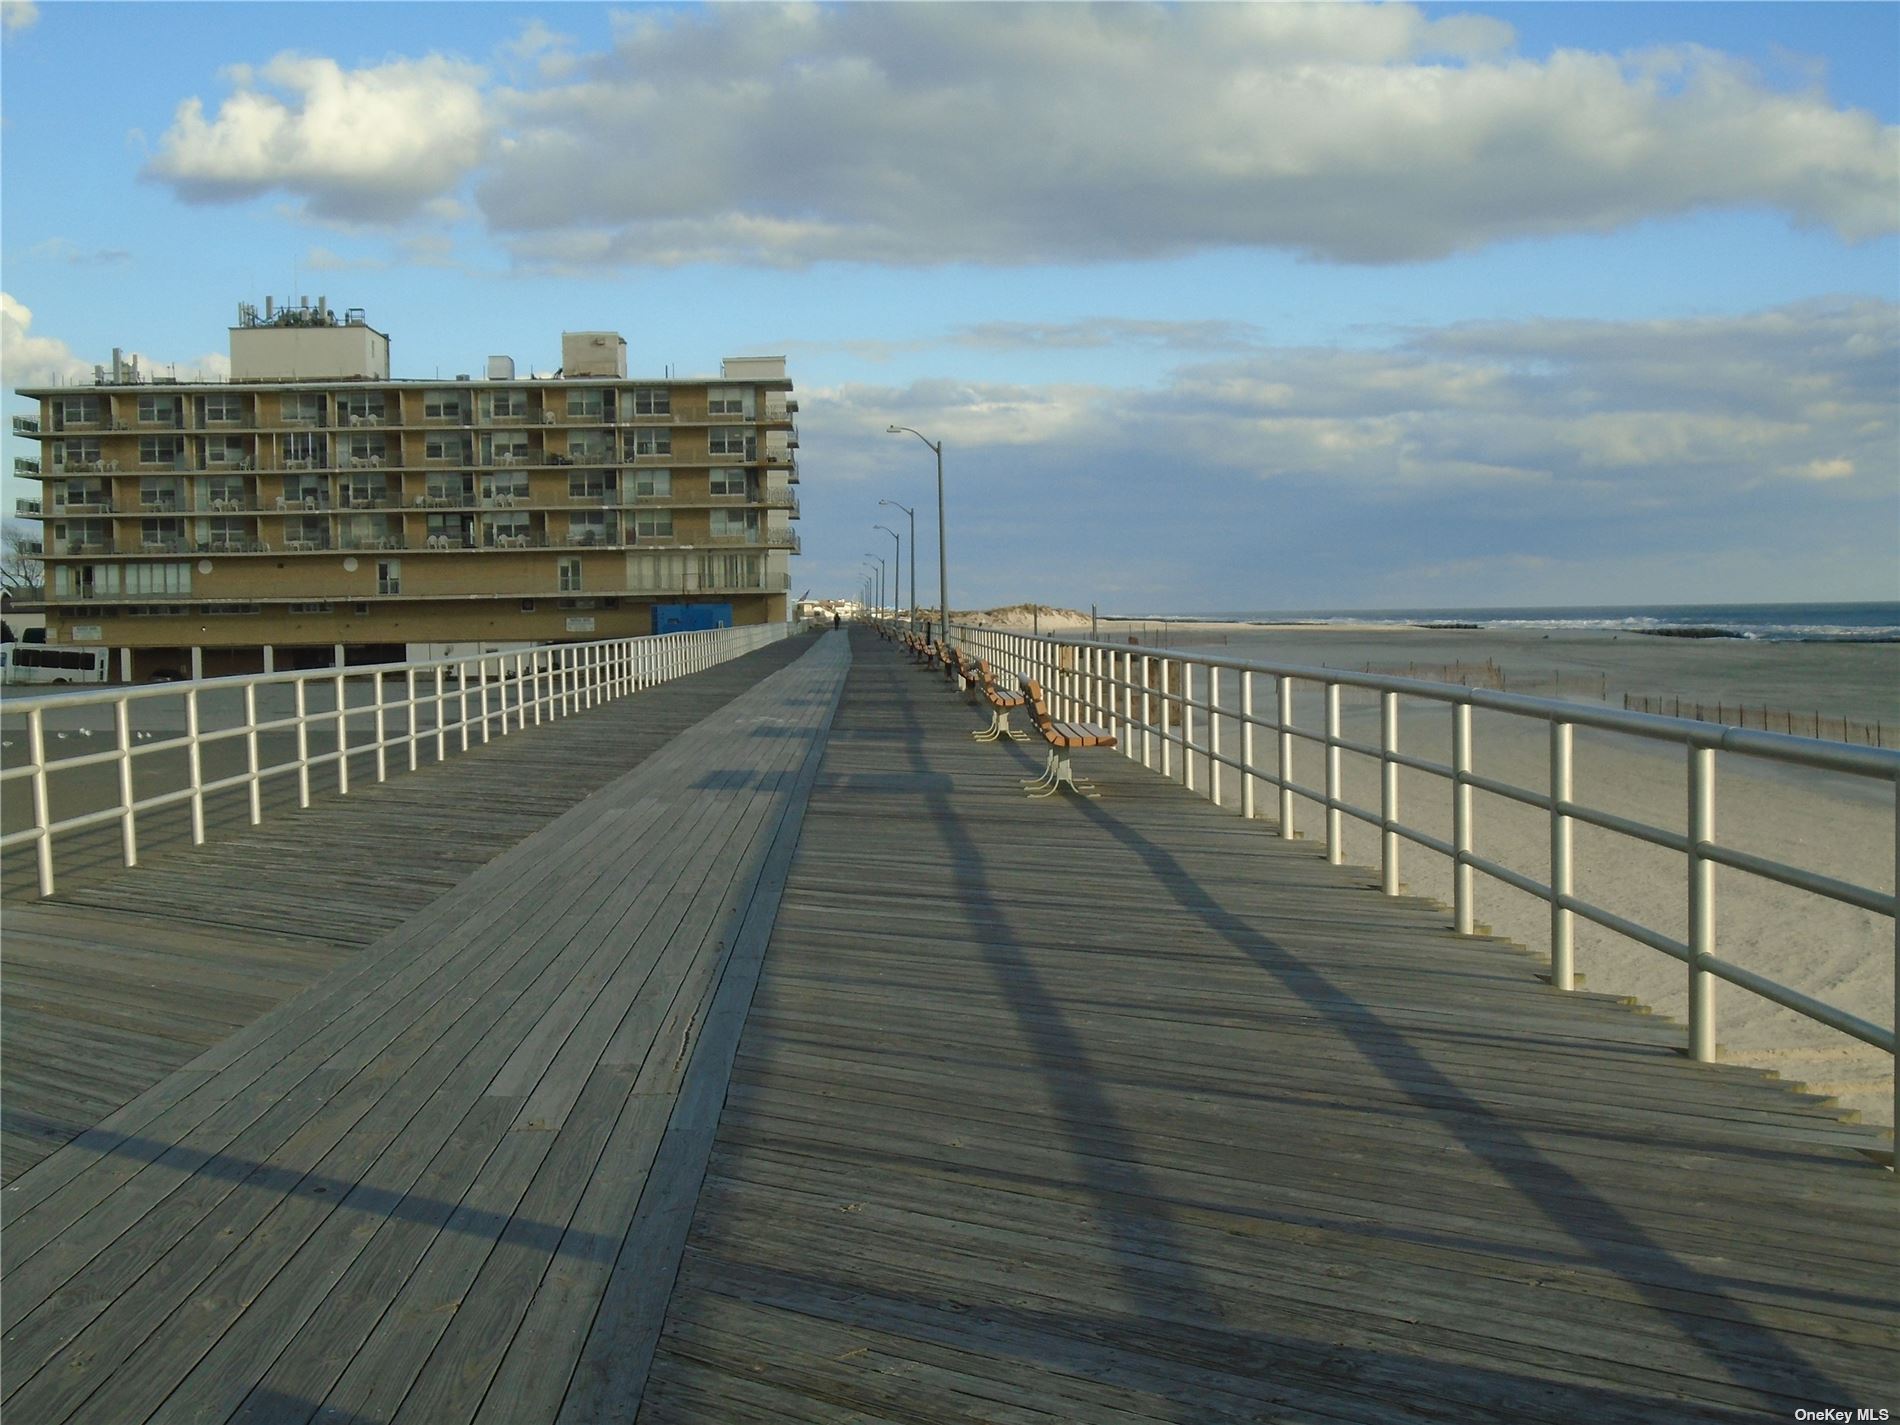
15,457,41,476
12,415,40,435
15,498,41,515
52,500,115,515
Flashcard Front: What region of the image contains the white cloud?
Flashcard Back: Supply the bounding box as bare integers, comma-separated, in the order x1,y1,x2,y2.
30,237,132,267
2,293,92,387
1,0,37,35
138,6,1898,268
1,293,230,387
146,53,491,221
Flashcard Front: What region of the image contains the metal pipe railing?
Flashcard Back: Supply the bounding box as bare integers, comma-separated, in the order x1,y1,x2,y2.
1,622,804,899
941,619,1898,1140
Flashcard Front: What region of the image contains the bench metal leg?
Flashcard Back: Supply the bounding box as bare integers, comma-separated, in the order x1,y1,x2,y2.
1027,748,1101,799
974,709,1031,743
1022,750,1060,789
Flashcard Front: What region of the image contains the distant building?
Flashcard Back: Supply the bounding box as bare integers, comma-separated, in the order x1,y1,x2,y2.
10,301,800,677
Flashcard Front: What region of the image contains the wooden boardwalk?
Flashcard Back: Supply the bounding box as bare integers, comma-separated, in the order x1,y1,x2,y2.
2,626,1893,1422
0,631,848,1424
0,635,814,1182
639,630,1896,1423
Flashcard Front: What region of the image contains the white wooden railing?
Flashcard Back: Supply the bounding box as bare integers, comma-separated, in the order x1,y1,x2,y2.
1,623,805,898
942,621,1898,1141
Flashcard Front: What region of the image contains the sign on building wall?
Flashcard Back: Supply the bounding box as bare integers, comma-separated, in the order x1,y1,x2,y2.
565,617,597,633
69,626,103,642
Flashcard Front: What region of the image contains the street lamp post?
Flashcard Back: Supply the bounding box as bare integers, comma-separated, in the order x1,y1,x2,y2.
874,522,901,629
886,427,946,643
877,499,916,630
866,554,886,619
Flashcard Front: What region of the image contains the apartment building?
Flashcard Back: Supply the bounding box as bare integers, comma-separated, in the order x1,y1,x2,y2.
10,301,800,677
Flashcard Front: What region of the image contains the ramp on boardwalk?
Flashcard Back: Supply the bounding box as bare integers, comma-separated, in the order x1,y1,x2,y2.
0,636,815,1182
637,629,1895,1424
0,631,849,1424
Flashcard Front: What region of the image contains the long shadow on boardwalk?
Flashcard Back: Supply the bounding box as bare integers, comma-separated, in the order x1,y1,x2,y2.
1066,795,1847,1404
643,632,1891,1424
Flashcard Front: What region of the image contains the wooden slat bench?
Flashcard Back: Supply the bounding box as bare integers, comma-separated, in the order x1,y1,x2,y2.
970,660,1030,743
1020,677,1117,797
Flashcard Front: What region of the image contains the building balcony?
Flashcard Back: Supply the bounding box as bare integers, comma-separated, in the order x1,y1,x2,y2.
198,539,273,555
15,457,41,476
59,540,113,556
338,534,407,552
13,415,41,435
280,534,335,552
51,499,116,516
15,498,41,515
483,531,549,550
274,494,334,512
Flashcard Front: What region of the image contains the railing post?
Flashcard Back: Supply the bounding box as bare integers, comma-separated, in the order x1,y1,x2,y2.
1208,667,1222,807
335,665,351,794
435,664,448,758
245,682,263,822
186,686,206,841
1241,671,1256,819
1550,721,1575,990
406,669,419,769
1688,745,1717,1061
1325,684,1343,863
1277,675,1295,840
1160,660,1174,781
1140,654,1153,770
28,707,53,896
295,677,312,806
478,658,492,743
1380,691,1400,894
1183,663,1199,792
1452,702,1473,934
116,696,138,866
458,659,471,751
373,671,389,779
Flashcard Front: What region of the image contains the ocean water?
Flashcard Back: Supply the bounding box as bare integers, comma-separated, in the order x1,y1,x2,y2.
1169,602,1900,643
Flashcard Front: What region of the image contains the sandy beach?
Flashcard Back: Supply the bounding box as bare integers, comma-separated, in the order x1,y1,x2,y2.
966,610,1897,1129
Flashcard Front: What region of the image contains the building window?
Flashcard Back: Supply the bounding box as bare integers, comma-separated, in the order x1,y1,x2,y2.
286,517,328,548
377,559,401,595
424,434,468,463
707,387,749,417
559,556,582,592
137,393,178,424
281,393,323,424
54,395,101,426
288,601,334,614
426,475,471,505
283,474,328,507
204,393,245,424
487,433,531,463
708,427,753,458
139,477,181,509
631,388,670,416
566,390,604,418
627,428,671,458
568,470,609,500
568,512,608,546
202,475,248,506
425,514,470,546
55,439,101,469
139,436,183,467
338,393,386,425
634,508,673,539
630,469,671,499
484,389,526,419
126,561,190,595
708,467,748,497
423,390,463,420
709,508,759,541
206,437,251,467
282,432,327,466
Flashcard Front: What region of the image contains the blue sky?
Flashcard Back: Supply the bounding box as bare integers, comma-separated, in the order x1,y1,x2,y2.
3,1,1895,612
